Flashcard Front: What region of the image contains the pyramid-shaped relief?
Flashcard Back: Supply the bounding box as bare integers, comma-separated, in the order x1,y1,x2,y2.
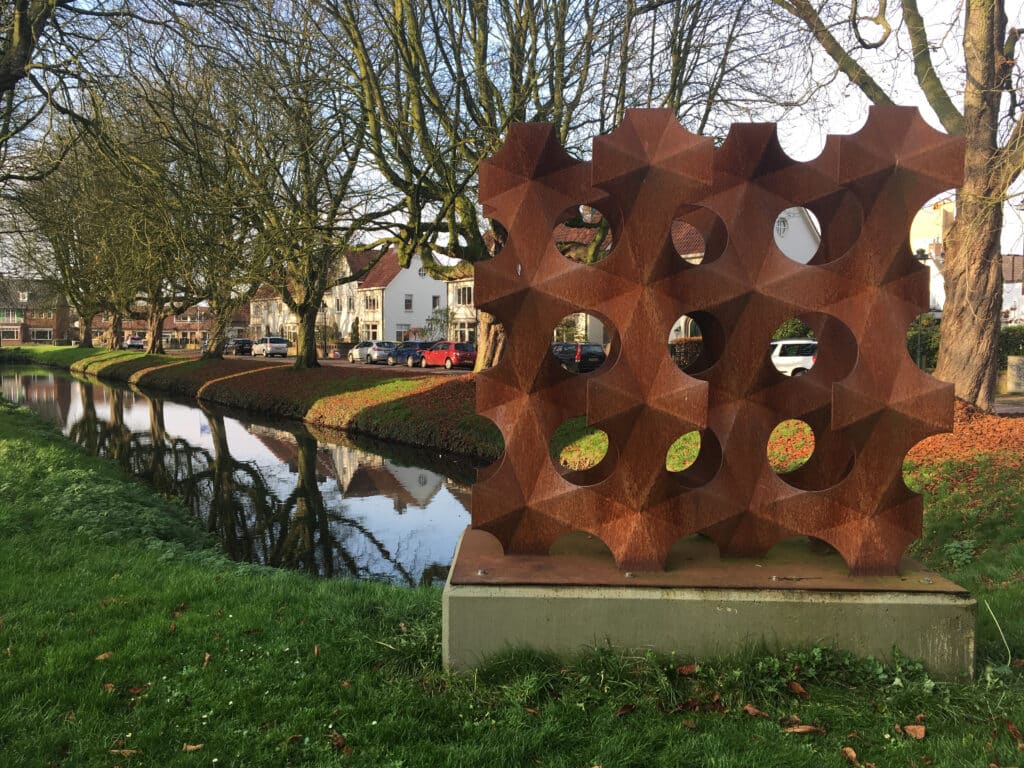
474,107,963,576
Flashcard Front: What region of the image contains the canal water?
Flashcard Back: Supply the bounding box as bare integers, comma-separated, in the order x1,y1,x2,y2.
0,367,475,586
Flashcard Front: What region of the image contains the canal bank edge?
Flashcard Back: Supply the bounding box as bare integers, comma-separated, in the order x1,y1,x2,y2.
0,346,504,462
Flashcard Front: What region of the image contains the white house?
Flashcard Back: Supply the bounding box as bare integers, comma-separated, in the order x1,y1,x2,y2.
357,249,448,341
446,276,478,342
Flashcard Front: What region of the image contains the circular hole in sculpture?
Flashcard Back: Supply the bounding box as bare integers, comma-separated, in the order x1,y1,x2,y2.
672,205,727,265
767,419,815,475
773,207,821,264
668,312,723,375
666,432,700,472
550,416,614,486
907,311,940,371
551,312,609,374
553,204,612,264
769,320,817,376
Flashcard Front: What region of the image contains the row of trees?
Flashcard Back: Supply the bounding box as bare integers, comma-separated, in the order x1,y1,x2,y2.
0,0,1019,407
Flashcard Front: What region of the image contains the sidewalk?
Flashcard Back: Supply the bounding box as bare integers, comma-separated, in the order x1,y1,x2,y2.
995,392,1024,416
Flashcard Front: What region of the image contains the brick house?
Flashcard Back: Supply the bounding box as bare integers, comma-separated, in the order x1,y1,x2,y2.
0,277,73,346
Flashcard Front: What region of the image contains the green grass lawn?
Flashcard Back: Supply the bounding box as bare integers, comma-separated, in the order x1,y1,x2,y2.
2,400,1024,766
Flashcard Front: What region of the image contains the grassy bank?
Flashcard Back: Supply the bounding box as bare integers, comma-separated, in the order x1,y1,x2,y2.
0,345,504,461
3,401,1024,766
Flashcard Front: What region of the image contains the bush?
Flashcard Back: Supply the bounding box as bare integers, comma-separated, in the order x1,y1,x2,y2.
999,324,1024,367
907,315,941,370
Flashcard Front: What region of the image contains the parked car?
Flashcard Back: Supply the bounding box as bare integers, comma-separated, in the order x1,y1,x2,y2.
421,341,477,369
224,338,253,356
125,335,145,350
769,338,817,376
366,340,397,364
253,336,289,357
348,340,373,363
387,340,436,367
551,342,606,373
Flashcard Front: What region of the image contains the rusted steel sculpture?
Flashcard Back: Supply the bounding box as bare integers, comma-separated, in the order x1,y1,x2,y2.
474,107,963,576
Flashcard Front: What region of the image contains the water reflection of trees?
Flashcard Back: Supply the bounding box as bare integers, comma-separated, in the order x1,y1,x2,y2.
27,375,454,585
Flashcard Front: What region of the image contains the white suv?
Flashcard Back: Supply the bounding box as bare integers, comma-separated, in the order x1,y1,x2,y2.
769,338,817,376
253,336,289,357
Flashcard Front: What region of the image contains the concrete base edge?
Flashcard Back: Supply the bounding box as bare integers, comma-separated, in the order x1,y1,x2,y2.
442,545,977,681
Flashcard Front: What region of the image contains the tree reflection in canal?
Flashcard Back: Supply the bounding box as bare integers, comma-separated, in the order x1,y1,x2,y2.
0,369,472,585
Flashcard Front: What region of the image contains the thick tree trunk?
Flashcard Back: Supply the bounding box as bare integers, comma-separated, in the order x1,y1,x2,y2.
145,310,166,354
933,194,1003,410
932,0,1005,410
78,316,93,348
473,310,506,372
107,314,124,349
201,311,234,361
292,305,321,369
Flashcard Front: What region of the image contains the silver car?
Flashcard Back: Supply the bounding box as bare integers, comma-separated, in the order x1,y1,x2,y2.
365,340,397,364
253,336,289,357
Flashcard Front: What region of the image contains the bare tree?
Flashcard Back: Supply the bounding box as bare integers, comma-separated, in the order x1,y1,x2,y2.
330,0,791,368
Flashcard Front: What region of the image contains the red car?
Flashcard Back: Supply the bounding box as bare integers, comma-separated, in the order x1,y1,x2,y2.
420,341,477,369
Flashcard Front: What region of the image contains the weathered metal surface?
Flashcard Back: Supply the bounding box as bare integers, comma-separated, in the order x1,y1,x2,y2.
474,107,963,575
449,528,969,594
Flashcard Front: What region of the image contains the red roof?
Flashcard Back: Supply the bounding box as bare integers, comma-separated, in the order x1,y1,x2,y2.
359,247,402,289
551,219,705,257
345,247,383,278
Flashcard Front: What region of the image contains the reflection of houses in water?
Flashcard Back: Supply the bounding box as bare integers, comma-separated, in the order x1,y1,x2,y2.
246,424,338,482
0,372,72,424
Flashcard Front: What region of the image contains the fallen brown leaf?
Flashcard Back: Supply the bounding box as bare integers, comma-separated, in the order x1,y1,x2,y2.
1012,659,1024,667
681,719,697,730
127,686,148,695
169,623,177,634
399,622,409,634
102,683,116,692
676,663,698,676
895,723,904,735
203,651,211,668
841,746,860,766
182,744,204,752
788,681,810,700
743,703,769,719
1007,720,1024,750
314,644,320,657
525,707,540,716
63,710,75,722
903,724,926,740
780,715,802,727
95,651,113,661
172,603,187,618
615,704,636,717
783,724,826,735
109,749,141,757
286,734,303,745
328,730,346,751
915,713,927,723
341,680,351,688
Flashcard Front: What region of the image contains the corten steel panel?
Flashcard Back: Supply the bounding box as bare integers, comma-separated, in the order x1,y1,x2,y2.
474,107,963,576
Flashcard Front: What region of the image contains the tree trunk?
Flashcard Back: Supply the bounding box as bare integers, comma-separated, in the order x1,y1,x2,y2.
201,310,234,361
932,0,1005,410
145,309,166,354
933,194,1003,409
107,314,124,349
292,305,321,369
78,315,93,348
473,309,506,371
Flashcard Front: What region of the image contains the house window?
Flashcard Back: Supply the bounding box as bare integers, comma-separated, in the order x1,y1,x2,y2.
361,323,379,340
418,267,426,277
0,309,23,322
456,286,473,305
348,296,355,311
363,295,378,311
404,294,413,311
335,297,341,311
432,295,441,310
456,321,476,343
17,291,28,303
396,323,411,341
1,329,18,340
30,328,52,341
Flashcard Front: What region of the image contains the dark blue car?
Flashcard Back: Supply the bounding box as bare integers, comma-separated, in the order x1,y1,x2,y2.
387,340,437,367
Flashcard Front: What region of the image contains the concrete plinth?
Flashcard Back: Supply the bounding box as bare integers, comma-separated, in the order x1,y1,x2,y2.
443,529,976,681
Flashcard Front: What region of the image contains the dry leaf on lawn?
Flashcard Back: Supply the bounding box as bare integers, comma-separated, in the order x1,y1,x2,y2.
787,681,809,700
840,746,860,766
743,704,769,718
676,663,698,676
203,651,211,668
1007,720,1024,750
615,704,636,717
110,749,141,757
182,744,204,752
681,719,697,730
783,724,826,735
95,651,113,661
903,725,926,740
